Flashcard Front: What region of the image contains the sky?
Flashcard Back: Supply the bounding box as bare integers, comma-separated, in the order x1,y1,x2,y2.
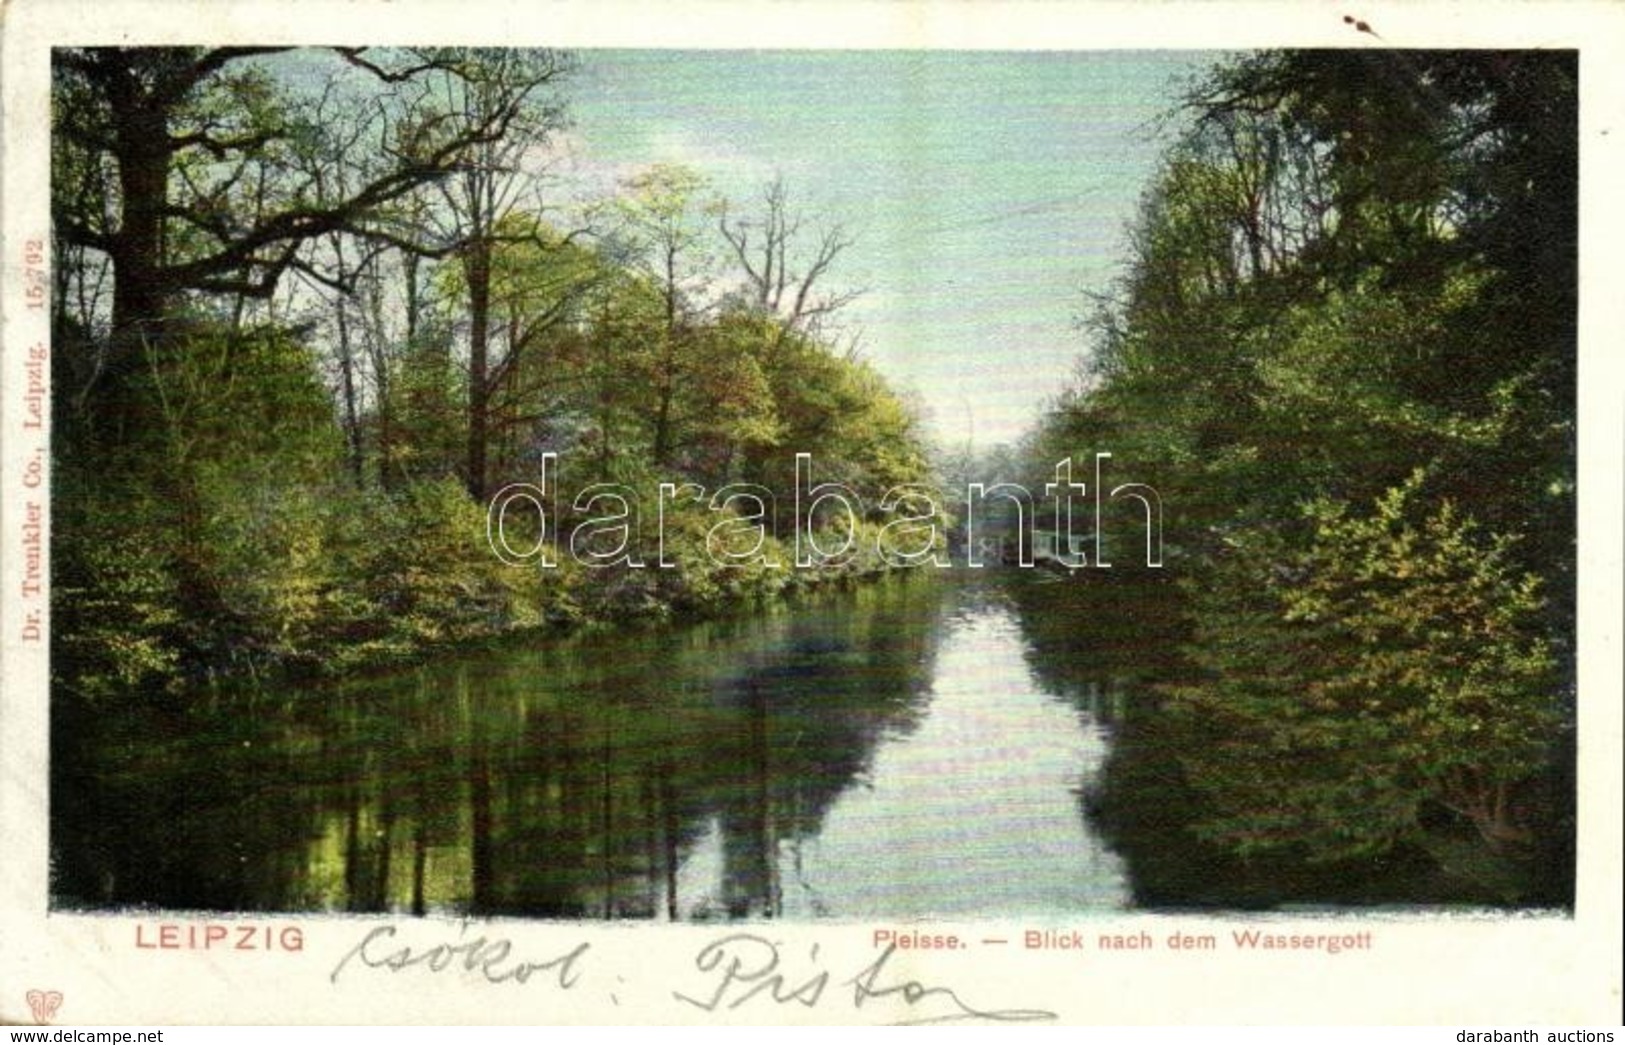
556,50,1209,449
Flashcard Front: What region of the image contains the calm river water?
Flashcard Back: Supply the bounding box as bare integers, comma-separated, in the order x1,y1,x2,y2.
53,571,1165,919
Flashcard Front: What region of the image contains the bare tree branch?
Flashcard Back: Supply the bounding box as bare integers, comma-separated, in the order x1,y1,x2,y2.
718,174,860,339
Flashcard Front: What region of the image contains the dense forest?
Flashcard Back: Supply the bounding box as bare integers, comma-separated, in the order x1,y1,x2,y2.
50,48,936,697
1023,51,1576,900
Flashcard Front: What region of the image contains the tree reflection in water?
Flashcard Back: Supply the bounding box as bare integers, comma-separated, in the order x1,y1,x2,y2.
53,577,948,918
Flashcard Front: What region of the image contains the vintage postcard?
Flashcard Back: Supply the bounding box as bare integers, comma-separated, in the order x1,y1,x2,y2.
2,0,1621,1027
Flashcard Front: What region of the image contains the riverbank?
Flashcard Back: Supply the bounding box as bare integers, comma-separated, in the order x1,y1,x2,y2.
57,569,1122,918
51,470,926,703
52,565,1570,916
996,568,1572,910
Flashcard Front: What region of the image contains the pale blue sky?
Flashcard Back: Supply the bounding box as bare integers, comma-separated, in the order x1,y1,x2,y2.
561,50,1208,448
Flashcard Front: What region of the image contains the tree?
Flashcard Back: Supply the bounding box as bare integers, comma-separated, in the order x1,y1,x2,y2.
445,211,604,487
607,164,717,467
409,49,574,498
1037,50,1575,877
671,311,781,484
51,47,557,442
47,47,947,705
717,175,861,345
1054,49,1575,560
1169,478,1559,859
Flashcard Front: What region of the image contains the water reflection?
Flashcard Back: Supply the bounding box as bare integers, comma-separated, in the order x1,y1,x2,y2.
53,572,1132,918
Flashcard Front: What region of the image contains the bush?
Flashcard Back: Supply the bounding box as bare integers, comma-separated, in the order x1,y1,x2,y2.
1167,474,1562,861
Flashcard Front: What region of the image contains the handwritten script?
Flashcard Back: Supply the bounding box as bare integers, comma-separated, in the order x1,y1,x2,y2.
330,924,588,989
329,925,1054,1023
674,934,1055,1025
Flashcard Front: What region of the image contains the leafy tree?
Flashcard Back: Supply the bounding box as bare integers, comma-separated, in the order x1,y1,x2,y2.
608,164,717,466
53,320,344,691
436,210,602,489
411,50,574,497
1169,477,1559,859
52,48,556,442
668,310,782,485
49,48,942,703
379,320,465,485
1038,50,1575,877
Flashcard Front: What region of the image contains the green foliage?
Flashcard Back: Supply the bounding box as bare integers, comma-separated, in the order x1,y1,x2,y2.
53,200,931,704
54,322,343,695
46,51,944,721
380,332,466,484
52,498,185,701
1031,50,1575,877
313,477,570,667
1169,478,1558,861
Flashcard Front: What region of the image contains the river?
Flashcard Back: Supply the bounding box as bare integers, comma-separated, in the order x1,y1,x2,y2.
52,570,1170,919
